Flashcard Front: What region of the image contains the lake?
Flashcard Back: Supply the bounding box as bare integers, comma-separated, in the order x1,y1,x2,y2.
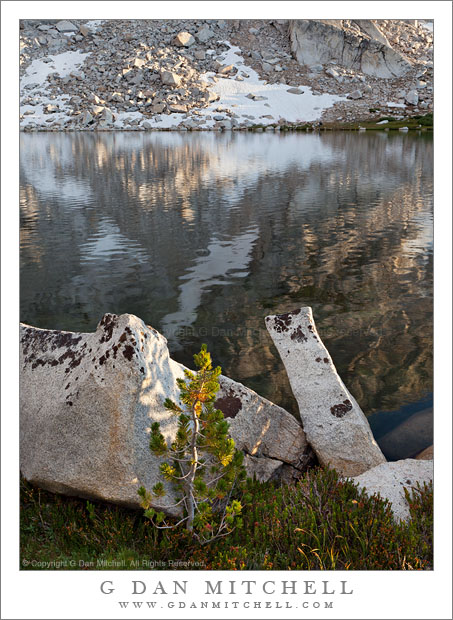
20,130,433,460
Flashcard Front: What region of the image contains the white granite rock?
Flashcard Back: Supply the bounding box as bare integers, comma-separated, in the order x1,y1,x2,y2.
20,314,312,511
405,89,419,105
351,459,433,521
265,307,386,476
173,32,195,47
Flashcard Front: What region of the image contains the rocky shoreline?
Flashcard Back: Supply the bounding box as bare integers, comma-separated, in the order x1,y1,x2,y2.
20,19,433,132
20,309,432,521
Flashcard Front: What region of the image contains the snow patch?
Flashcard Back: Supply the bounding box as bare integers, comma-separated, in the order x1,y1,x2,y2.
21,50,90,88
142,42,346,129
20,50,90,128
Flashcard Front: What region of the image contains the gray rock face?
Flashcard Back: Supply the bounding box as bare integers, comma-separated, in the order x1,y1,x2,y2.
55,21,78,33
289,19,412,78
161,70,182,87
243,454,282,482
196,27,214,43
351,459,433,521
215,375,310,469
20,314,311,511
265,307,386,476
405,89,419,105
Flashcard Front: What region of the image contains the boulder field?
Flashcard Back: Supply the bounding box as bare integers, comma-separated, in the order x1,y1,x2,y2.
20,18,433,131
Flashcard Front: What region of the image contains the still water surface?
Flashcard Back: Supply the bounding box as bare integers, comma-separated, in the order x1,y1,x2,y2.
20,131,433,460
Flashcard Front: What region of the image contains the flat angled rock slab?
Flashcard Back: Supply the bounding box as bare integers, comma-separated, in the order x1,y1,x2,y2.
265,307,386,476
20,313,310,512
351,459,433,522
215,374,310,468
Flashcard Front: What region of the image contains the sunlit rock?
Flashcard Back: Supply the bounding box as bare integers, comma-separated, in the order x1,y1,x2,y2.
20,313,311,511
265,307,386,476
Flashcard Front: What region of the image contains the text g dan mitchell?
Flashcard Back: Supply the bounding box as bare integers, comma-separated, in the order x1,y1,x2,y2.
100,579,353,596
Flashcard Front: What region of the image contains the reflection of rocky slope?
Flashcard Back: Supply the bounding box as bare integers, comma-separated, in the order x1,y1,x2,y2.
20,131,432,421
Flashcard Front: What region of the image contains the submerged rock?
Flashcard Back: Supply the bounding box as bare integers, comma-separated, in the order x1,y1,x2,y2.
265,307,386,476
351,459,433,521
20,313,311,512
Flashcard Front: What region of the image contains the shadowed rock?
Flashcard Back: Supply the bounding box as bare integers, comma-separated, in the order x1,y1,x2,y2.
265,307,386,476
20,313,311,511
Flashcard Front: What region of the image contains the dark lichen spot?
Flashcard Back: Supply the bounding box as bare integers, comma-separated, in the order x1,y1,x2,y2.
22,326,83,368
323,357,329,363
315,357,322,362
119,333,127,343
215,389,243,419
272,312,295,333
67,401,73,406
140,366,145,374
99,350,110,366
330,399,353,418
290,326,308,343
122,345,135,361
99,313,117,343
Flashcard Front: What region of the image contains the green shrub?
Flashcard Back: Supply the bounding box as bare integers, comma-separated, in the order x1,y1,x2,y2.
138,345,246,543
20,467,433,570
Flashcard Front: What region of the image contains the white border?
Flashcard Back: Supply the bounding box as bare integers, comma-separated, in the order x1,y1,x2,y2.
2,2,452,619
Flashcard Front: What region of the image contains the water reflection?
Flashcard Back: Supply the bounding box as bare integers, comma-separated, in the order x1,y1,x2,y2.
20,131,433,459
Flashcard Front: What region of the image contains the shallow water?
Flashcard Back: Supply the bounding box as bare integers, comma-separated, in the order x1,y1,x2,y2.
20,131,433,460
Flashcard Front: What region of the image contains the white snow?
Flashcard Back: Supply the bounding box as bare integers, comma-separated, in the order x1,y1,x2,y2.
21,40,347,131
387,102,406,108
139,41,346,130
21,50,89,88
20,50,91,127
376,119,389,124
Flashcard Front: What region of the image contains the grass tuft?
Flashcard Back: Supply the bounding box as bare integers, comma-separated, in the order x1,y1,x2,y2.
20,467,432,570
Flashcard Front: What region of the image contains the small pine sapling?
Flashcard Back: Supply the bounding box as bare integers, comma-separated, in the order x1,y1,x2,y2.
138,345,247,543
